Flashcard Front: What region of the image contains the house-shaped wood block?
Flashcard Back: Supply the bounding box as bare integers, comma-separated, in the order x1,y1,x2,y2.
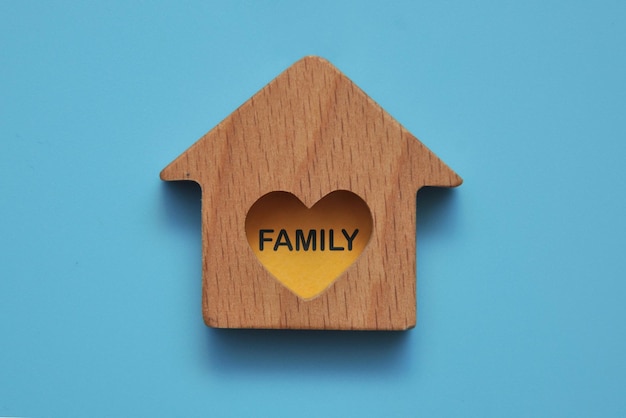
161,56,461,330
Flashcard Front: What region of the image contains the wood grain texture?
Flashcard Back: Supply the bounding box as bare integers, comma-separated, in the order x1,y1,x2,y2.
161,56,461,330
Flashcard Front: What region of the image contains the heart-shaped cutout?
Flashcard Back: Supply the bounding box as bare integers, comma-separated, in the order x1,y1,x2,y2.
245,191,373,300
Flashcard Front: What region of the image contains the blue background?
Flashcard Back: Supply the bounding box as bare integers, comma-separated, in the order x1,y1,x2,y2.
1,1,625,416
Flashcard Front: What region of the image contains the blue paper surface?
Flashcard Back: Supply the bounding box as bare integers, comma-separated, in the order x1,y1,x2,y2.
1,1,626,416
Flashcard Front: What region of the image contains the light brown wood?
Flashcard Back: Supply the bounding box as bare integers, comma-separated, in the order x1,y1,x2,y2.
161,56,461,330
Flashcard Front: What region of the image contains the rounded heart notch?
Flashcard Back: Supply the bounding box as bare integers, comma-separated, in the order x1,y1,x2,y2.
245,190,373,300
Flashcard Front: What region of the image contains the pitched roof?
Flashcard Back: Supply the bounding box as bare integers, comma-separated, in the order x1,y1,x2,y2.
160,56,461,206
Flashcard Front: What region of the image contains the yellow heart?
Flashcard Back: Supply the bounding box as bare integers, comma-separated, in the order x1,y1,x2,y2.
245,191,373,300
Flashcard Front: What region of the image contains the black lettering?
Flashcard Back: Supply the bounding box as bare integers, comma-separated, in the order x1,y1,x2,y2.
259,229,274,251
274,229,293,251
295,229,316,251
329,229,344,251
342,229,359,251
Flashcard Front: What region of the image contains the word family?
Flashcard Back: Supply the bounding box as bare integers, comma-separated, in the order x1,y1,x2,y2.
258,228,360,252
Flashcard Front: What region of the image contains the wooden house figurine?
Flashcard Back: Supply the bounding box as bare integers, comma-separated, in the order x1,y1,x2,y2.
161,56,461,330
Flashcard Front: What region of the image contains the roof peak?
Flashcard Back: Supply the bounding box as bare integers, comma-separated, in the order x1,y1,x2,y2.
161,56,461,189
